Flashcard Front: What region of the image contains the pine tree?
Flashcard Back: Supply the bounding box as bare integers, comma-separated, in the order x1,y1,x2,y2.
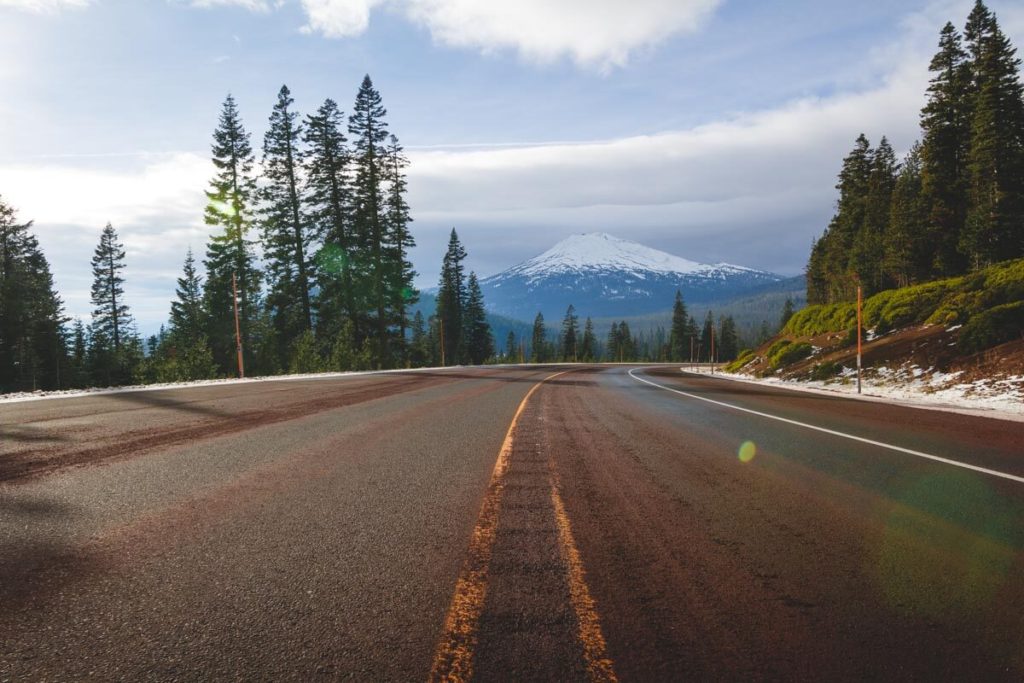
853,136,897,293
203,94,261,375
962,9,1024,267
885,144,930,286
717,316,739,362
779,298,795,329
306,98,356,343
383,133,418,364
90,223,131,354
463,272,493,365
0,198,68,392
580,317,596,362
261,85,314,364
169,248,205,345
920,22,972,277
669,290,688,361
560,304,578,361
409,311,429,367
530,312,547,363
505,330,517,361
700,311,715,362
349,75,392,367
436,229,467,365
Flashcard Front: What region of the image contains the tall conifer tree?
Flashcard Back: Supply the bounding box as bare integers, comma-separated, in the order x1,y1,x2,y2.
261,84,314,361
203,94,261,375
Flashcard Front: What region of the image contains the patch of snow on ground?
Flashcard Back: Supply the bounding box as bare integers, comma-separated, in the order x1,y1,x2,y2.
684,364,1022,421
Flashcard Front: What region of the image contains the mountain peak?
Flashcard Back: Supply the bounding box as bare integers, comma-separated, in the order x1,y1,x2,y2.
514,232,726,278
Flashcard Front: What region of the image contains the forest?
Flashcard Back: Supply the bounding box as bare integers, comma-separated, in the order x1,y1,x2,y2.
807,1,1024,303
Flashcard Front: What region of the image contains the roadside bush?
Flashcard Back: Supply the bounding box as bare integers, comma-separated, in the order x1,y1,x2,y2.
864,280,954,333
959,301,1024,354
725,349,755,373
769,341,812,370
810,360,841,381
785,303,856,336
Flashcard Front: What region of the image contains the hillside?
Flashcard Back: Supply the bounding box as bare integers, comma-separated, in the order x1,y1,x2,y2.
726,259,1024,406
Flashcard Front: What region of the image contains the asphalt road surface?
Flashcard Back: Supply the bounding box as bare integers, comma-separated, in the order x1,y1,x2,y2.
1,365,1022,681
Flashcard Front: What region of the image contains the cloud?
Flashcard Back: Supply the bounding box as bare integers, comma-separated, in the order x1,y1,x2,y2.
299,0,385,37
0,0,89,12
191,0,722,69
402,0,721,69
0,153,215,330
188,0,278,11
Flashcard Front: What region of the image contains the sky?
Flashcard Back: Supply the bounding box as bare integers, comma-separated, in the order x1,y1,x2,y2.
1,0,1023,334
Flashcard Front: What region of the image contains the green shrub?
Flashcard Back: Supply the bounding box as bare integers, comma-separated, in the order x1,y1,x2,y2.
785,303,856,336
766,338,791,358
725,349,755,373
959,301,1024,353
769,341,812,370
810,360,841,381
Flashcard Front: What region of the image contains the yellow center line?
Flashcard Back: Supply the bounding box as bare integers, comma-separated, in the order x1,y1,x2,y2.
429,370,571,682
549,469,619,682
429,369,617,682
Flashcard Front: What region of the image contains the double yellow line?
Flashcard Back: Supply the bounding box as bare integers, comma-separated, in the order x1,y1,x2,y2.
429,370,617,682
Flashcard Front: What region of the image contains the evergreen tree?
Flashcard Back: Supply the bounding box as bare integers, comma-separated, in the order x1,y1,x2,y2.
580,317,596,362
436,229,467,365
169,248,205,345
885,144,930,286
261,85,314,364
669,290,688,361
853,136,897,293
203,94,261,375
306,98,356,343
779,298,795,329
560,304,578,361
963,8,1024,267
700,311,715,362
505,330,517,361
384,133,418,364
349,75,393,367
463,272,493,365
409,311,429,367
90,223,131,354
530,312,547,363
920,22,971,277
717,315,739,362
0,198,68,392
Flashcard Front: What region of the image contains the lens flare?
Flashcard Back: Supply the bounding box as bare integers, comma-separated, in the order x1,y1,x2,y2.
738,441,756,463
208,199,236,218
316,244,347,275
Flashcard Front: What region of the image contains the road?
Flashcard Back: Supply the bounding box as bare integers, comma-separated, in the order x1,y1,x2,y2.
1,365,1022,681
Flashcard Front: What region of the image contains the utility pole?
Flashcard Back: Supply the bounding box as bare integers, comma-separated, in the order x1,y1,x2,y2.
232,272,245,379
857,284,863,394
439,319,445,367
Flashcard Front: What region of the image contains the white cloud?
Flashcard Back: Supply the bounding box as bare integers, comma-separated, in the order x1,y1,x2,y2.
0,0,89,12
188,0,278,11
188,0,723,69
0,153,215,329
402,0,721,69
299,0,385,37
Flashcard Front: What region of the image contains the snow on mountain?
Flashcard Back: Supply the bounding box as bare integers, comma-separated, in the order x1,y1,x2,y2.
508,232,755,281
479,232,782,321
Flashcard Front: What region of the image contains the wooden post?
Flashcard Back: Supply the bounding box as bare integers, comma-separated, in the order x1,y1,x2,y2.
857,285,863,394
232,272,245,379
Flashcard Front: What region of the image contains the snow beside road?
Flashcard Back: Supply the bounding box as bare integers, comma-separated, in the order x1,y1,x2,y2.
0,367,450,405
683,364,1024,423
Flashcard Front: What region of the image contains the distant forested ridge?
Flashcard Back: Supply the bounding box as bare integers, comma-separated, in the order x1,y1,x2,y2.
808,1,1024,304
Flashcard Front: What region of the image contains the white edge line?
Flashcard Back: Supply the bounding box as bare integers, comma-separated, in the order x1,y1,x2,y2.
627,368,1024,485
679,365,1024,425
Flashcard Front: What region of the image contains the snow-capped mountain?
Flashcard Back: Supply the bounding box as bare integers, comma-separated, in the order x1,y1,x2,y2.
479,233,782,321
